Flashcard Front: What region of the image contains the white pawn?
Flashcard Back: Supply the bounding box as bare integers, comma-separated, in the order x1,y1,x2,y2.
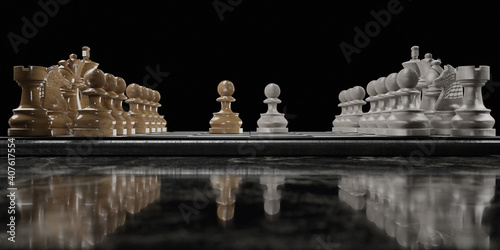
386,68,430,136
343,87,366,133
257,83,288,133
374,77,389,135
332,91,347,132
365,81,379,134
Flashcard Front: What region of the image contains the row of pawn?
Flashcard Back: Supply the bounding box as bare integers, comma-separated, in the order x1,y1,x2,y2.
332,64,496,136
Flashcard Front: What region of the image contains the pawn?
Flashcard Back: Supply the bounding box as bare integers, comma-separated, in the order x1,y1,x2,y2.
257,83,288,133
126,83,149,134
386,68,430,136
139,86,153,133
145,88,157,132
73,68,117,136
153,91,167,132
365,80,380,134
209,80,243,134
103,73,125,135
343,87,365,133
332,90,348,132
8,66,52,136
375,77,390,135
115,77,136,135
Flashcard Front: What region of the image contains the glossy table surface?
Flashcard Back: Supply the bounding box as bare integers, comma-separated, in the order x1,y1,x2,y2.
1,156,499,249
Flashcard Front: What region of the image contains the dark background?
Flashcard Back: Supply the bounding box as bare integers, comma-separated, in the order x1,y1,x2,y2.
2,0,500,135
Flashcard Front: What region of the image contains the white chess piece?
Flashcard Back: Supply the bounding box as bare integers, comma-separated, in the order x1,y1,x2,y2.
375,77,389,135
451,66,496,136
365,81,379,134
333,90,348,132
386,68,430,136
343,86,366,133
257,83,288,133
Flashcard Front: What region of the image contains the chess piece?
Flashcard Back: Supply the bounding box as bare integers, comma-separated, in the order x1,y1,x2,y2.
153,91,167,132
332,90,348,132
386,68,430,136
257,83,288,133
103,73,126,135
260,176,285,216
422,60,443,120
374,77,389,135
79,46,99,109
343,87,365,133
42,65,73,135
209,80,243,134
402,46,422,108
210,175,241,221
145,88,157,132
139,86,152,133
365,80,380,134
8,66,52,136
58,57,82,122
73,67,117,136
417,53,435,110
430,65,462,135
115,77,136,135
451,66,496,136
126,83,149,134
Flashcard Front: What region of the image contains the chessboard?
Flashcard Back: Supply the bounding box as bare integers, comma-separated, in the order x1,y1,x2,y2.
3,131,500,157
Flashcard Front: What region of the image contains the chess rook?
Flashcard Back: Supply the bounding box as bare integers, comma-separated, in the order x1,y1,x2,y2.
73,67,117,136
209,80,243,134
257,83,288,133
451,66,496,136
386,68,430,136
8,66,52,136
115,77,136,135
104,73,126,135
126,83,149,134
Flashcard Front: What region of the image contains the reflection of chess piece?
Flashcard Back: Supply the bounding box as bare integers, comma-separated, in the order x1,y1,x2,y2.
209,80,243,134
8,66,52,136
260,176,285,215
210,175,241,221
73,67,117,136
451,66,496,136
42,65,73,135
126,84,149,134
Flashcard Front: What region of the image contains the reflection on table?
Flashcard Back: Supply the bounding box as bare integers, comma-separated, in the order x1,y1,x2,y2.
339,175,495,249
15,175,160,249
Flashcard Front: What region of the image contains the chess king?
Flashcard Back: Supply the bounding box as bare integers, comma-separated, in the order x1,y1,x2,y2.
209,80,243,134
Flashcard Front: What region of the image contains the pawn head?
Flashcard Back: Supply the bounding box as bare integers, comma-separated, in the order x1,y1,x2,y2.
339,90,348,102
126,83,141,98
83,67,105,89
103,73,117,91
115,77,127,94
350,86,366,100
375,77,388,94
385,73,399,91
264,83,280,98
396,68,419,89
366,80,377,96
217,80,235,96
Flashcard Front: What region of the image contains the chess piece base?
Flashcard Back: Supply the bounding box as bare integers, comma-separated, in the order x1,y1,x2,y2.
162,128,167,132
450,129,496,137
128,128,136,135
431,128,452,135
116,129,127,135
385,128,430,136
364,128,376,135
209,128,243,134
50,128,72,136
73,128,117,137
257,128,288,133
357,128,367,134
332,127,344,132
8,128,52,137
342,127,358,133
376,128,386,136
134,128,150,134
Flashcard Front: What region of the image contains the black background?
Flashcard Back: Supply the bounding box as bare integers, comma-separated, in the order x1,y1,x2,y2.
2,0,500,135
